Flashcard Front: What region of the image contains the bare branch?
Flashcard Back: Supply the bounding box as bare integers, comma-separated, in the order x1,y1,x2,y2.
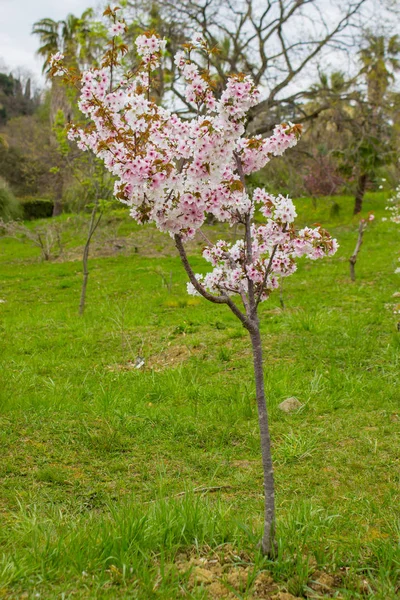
174,234,252,329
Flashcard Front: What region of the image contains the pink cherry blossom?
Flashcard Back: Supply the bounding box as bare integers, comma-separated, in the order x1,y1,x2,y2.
57,30,337,305
108,21,125,36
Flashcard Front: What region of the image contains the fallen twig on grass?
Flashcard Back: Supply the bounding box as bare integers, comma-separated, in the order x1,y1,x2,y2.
175,485,233,497
144,485,234,504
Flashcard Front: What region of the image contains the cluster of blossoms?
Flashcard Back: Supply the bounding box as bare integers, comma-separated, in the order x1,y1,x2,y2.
174,47,216,110
49,52,65,76
357,212,375,229
50,23,337,304
136,34,167,64
237,125,300,174
189,193,337,300
108,21,125,37
385,186,400,225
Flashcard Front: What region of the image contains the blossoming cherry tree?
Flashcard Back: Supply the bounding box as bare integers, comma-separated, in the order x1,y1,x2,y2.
50,9,338,555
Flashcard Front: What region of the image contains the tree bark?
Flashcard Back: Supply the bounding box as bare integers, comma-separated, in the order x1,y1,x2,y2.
249,318,276,556
52,166,64,217
79,205,102,315
353,173,367,215
52,198,63,217
79,243,90,315
175,232,276,556
349,220,365,282
234,150,276,555
349,258,356,282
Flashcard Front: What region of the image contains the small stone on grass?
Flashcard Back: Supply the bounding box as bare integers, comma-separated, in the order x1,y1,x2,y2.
278,397,303,413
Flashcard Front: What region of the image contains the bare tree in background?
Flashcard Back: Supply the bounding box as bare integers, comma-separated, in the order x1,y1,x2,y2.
77,155,115,316
127,0,371,133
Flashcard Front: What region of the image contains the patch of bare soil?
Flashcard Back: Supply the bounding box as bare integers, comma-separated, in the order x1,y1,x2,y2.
106,343,196,373
305,571,342,597
175,546,302,599
173,546,359,599
147,344,194,371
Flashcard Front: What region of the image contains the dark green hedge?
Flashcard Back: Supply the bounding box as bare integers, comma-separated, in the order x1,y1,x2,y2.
19,197,54,220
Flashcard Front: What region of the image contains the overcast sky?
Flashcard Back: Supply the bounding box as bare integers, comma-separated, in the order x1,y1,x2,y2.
0,0,397,93
0,0,99,85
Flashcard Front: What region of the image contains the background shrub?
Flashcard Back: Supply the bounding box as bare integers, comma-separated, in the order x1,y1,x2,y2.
0,178,22,221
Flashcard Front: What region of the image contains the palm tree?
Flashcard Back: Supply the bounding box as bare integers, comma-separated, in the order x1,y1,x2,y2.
32,12,90,216
32,18,61,75
360,34,400,108
350,34,400,213
32,9,100,77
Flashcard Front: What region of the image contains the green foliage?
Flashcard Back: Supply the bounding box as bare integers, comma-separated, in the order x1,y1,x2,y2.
0,178,22,221
0,72,37,125
32,9,107,77
52,109,70,157
360,33,400,105
336,134,393,181
0,136,43,197
62,154,115,212
19,197,54,220
303,33,400,209
248,157,307,198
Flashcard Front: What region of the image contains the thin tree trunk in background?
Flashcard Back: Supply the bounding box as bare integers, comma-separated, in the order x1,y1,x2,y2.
249,319,276,556
79,243,90,315
353,173,367,215
349,260,356,282
279,277,285,310
349,220,365,282
79,205,101,315
52,171,64,217
52,198,63,217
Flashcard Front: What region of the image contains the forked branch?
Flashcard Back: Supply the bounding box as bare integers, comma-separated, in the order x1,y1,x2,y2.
174,234,252,330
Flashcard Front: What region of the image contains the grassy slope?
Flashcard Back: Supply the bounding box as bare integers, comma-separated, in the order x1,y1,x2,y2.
0,193,399,599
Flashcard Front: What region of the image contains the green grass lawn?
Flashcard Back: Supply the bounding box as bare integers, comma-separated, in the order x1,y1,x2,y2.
0,193,399,599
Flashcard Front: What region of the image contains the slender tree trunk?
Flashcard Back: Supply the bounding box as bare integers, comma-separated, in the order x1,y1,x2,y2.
349,220,365,282
279,277,285,310
79,243,90,315
52,168,64,217
353,173,367,215
249,317,276,556
175,232,277,556
349,258,356,282
79,205,102,315
52,198,63,217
